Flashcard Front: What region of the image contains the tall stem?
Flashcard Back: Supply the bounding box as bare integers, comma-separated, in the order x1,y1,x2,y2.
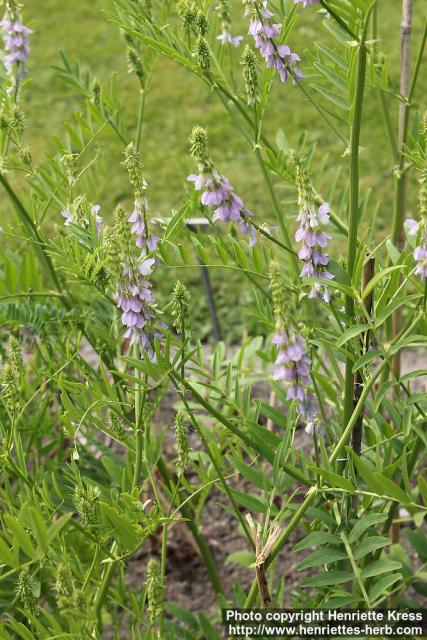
351,255,375,455
390,0,413,381
254,148,299,277
342,31,368,433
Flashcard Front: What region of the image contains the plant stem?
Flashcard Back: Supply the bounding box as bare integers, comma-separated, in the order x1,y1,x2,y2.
254,148,299,277
136,89,145,153
342,28,368,434
390,0,413,383
132,347,145,491
351,255,375,455
156,457,224,595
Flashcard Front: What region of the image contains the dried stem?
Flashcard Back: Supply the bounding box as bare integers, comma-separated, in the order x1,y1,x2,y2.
256,565,272,608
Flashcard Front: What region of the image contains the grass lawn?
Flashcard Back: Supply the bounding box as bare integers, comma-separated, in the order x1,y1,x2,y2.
4,0,427,337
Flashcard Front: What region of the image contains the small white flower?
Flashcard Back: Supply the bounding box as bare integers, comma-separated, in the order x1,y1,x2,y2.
404,219,420,236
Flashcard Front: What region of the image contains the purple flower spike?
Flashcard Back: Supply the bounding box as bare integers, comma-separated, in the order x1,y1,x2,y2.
271,330,317,420
295,199,333,302
188,171,256,244
1,13,31,83
244,0,303,83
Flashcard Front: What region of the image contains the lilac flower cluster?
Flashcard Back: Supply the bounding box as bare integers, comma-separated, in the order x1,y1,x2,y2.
295,201,333,302
294,156,333,302
244,0,303,83
188,126,256,245
188,171,256,245
272,331,317,425
114,257,158,351
128,197,160,254
404,219,427,280
294,0,319,7
107,203,163,357
270,262,318,432
0,13,31,80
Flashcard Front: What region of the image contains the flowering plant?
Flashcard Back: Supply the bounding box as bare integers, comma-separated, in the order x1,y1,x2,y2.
0,0,426,637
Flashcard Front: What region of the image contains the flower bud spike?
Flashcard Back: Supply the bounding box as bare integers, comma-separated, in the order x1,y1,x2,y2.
174,411,190,476
241,45,258,105
194,35,211,73
171,280,191,335
146,557,163,624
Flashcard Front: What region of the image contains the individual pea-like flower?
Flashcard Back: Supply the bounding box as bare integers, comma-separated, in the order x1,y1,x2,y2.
404,218,427,280
217,31,243,47
61,201,103,238
188,126,256,245
294,154,333,302
0,9,31,83
217,0,243,47
294,0,319,7
244,0,303,83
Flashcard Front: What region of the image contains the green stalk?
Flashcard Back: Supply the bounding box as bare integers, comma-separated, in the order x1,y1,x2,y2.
171,370,310,487
254,148,299,278
136,88,145,153
175,386,255,548
156,457,224,595
132,347,145,491
0,174,62,292
159,524,168,638
341,28,368,433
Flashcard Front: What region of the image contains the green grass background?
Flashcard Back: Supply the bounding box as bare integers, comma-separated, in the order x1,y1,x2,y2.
11,0,427,337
